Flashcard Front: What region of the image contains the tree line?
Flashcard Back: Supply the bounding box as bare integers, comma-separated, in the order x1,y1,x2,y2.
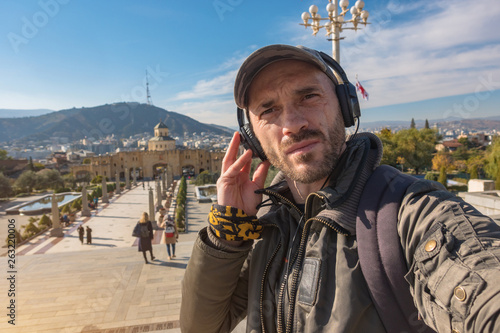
376,121,500,190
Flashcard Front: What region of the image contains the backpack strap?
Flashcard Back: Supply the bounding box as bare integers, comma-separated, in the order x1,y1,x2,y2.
356,165,434,333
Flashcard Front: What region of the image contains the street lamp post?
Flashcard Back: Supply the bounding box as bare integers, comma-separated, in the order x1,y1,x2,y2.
300,0,369,63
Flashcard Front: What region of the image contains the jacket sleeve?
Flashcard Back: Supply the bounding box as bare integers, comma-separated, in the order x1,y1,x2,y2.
398,180,500,332
180,226,253,333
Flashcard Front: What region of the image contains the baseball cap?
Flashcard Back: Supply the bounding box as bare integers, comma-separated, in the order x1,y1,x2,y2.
234,44,339,109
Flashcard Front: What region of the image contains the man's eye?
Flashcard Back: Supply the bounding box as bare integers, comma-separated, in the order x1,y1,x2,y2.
261,108,274,116
304,94,318,100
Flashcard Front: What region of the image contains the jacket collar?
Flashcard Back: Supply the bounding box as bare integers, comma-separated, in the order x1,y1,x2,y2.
258,133,382,235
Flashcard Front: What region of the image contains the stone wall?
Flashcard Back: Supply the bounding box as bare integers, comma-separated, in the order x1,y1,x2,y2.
70,149,225,180
459,191,500,216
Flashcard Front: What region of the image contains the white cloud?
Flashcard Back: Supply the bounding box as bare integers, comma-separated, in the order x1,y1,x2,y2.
173,69,237,101
286,0,500,111
333,0,500,108
170,0,500,125
170,98,238,128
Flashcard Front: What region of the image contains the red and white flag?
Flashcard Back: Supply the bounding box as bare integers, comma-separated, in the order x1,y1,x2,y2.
356,79,369,101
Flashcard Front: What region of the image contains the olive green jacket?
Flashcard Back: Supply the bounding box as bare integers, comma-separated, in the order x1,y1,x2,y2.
180,134,500,333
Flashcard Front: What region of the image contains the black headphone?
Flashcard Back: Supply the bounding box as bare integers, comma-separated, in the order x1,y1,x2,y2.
237,51,360,161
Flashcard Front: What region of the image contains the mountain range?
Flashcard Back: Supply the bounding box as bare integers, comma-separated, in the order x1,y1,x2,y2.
0,104,499,144
358,116,500,132
0,103,233,143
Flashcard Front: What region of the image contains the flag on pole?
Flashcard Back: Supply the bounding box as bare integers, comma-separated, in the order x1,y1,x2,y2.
355,79,369,101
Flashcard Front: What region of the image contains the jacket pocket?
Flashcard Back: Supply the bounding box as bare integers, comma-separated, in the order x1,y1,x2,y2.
298,257,321,306
409,223,486,332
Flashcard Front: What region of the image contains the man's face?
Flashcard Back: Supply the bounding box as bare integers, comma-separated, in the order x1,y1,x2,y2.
247,59,346,184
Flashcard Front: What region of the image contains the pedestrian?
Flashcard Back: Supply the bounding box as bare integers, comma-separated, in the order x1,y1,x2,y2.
143,181,145,190
85,225,92,245
160,214,178,260
135,212,155,264
77,225,84,245
180,44,500,332
155,207,166,228
93,196,98,209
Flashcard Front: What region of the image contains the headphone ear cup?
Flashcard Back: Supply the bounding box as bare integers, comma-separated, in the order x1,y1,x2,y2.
318,51,361,128
336,84,354,127
240,124,267,161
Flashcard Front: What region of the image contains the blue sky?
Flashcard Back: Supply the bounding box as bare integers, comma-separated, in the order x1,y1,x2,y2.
1,0,499,127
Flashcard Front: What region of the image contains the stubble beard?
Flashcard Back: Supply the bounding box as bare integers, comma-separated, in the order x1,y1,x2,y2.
264,123,346,184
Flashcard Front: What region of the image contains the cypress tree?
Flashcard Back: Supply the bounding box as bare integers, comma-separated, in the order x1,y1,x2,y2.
438,166,447,187
28,156,35,171
469,165,478,180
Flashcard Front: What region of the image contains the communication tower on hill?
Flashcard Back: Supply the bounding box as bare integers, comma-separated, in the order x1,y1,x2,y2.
146,69,153,105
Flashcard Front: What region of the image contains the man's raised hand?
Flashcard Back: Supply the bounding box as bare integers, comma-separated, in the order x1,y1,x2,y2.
216,132,270,216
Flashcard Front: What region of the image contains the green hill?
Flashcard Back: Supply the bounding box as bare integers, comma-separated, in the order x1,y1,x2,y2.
0,103,233,143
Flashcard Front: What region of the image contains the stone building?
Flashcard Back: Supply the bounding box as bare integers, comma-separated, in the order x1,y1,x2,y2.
148,122,175,151
70,122,225,181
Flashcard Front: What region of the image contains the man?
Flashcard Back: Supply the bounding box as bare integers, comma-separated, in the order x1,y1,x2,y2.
77,225,84,245
180,45,500,332
86,225,92,245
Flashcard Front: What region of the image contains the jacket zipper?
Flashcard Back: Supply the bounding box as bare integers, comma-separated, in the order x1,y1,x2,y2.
260,189,303,333
259,190,349,332
260,238,281,333
284,216,349,332
282,193,324,333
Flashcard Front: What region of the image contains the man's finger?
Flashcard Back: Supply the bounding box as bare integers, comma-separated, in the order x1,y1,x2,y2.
222,132,241,173
225,149,253,178
252,160,271,188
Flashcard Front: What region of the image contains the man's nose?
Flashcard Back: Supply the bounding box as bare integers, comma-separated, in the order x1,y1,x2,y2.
282,104,308,135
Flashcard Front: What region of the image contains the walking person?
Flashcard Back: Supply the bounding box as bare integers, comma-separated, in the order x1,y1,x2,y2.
180,44,500,332
85,225,92,245
77,225,84,245
136,212,155,264
161,214,178,260
155,207,166,229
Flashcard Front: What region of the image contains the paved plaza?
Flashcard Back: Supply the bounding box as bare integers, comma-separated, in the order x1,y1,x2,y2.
0,184,246,333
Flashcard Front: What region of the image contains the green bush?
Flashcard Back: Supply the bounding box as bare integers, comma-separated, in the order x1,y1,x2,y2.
175,177,187,231
452,178,468,185
39,214,52,228
54,187,72,193
28,216,39,224
71,199,82,211
22,221,41,239
0,172,12,198
61,204,71,214
91,175,103,184
447,185,468,193
424,172,439,182
194,171,219,186
5,228,23,247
